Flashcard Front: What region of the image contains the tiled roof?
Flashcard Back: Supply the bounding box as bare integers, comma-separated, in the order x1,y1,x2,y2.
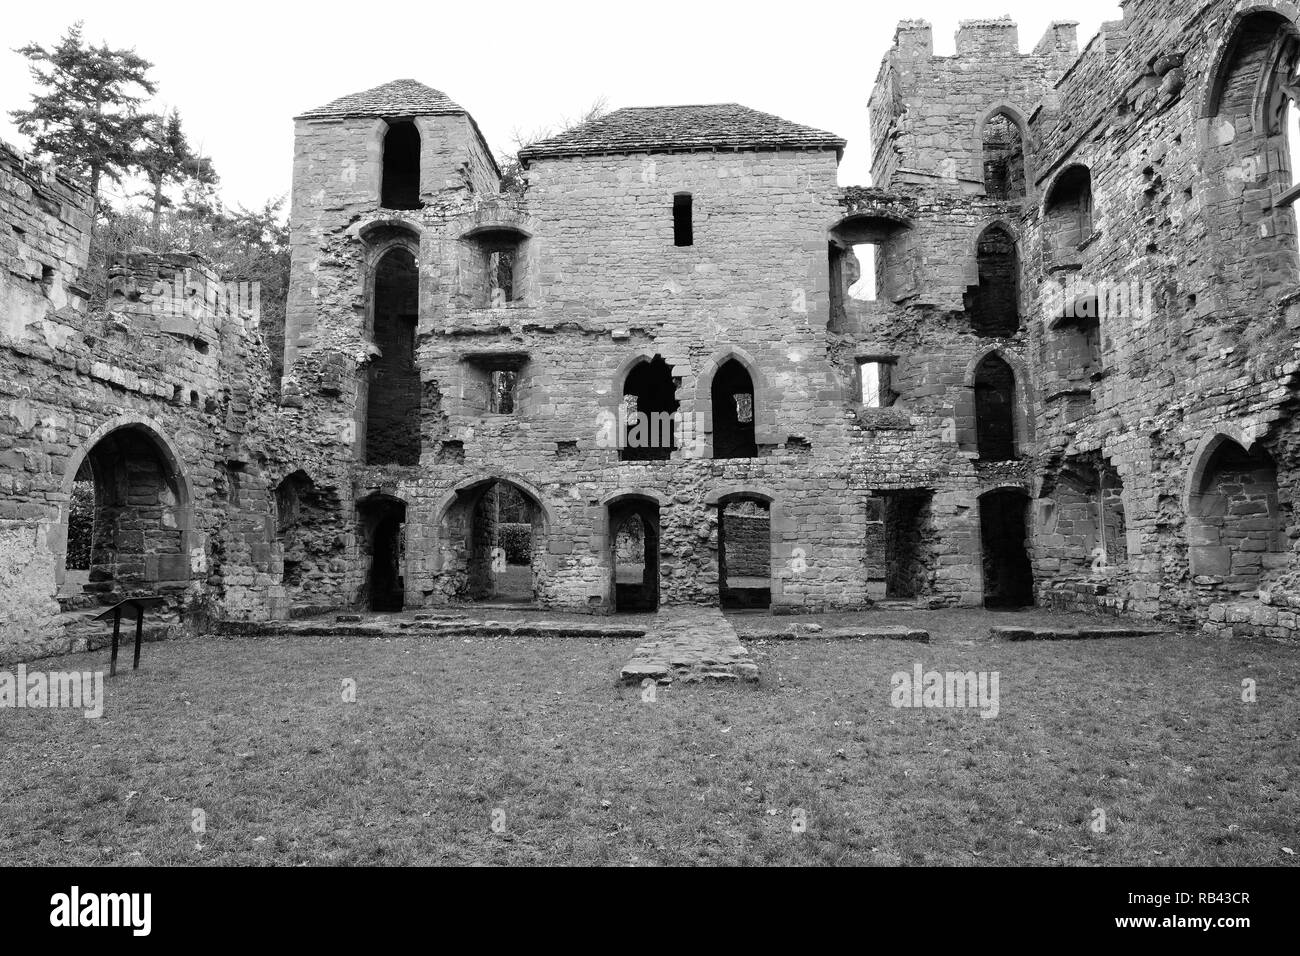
517,104,846,164
296,79,466,120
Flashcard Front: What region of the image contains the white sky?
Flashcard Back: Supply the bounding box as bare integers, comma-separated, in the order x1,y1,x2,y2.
0,0,1123,212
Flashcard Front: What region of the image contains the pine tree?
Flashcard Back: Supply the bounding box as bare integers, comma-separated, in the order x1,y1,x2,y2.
137,109,218,246
10,21,156,217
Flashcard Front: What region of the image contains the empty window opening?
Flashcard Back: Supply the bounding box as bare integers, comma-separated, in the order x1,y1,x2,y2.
358,496,406,612
622,355,679,461
1188,440,1284,593
673,192,693,246
718,497,771,610
973,353,1017,461
966,225,1020,336
979,489,1034,608
464,352,528,415
610,499,660,612
847,244,878,301
711,358,757,458
60,426,189,607
1209,13,1300,281
461,480,546,604
380,121,421,210
490,370,518,413
275,471,344,605
366,247,420,466
63,465,96,595
864,490,938,600
1043,165,1094,258
982,112,1026,200
858,357,897,408
467,228,527,308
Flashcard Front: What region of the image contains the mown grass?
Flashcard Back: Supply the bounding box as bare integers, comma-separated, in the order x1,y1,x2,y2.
1,623,1296,866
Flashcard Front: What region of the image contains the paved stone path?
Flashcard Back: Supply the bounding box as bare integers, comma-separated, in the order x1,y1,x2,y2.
619,608,759,686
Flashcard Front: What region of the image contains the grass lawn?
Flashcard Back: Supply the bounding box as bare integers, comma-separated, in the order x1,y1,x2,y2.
1,619,1297,866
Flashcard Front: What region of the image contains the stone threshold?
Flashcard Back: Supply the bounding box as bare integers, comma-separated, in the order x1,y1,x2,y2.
991,625,1170,642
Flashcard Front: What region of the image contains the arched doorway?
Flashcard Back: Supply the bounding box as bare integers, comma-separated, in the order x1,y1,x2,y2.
609,496,660,611
60,422,192,606
358,495,406,612
441,477,549,605
718,495,771,609
979,489,1034,608
711,359,757,459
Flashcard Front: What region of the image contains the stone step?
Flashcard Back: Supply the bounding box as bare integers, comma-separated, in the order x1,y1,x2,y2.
619,609,759,686
991,625,1170,642
744,624,929,642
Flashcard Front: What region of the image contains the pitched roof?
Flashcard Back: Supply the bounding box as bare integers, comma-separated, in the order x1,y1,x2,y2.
517,104,846,164
296,79,466,120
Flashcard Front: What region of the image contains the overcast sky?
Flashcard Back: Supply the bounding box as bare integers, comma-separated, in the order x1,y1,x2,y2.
0,0,1124,211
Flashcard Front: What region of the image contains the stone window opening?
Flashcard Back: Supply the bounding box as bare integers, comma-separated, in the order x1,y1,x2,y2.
463,352,528,416
365,246,420,466
718,496,771,610
1043,165,1094,259
965,224,1020,336
857,357,897,408
973,353,1017,461
864,490,937,600
621,355,679,461
981,111,1027,200
673,192,693,246
466,228,528,308
380,120,422,210
847,244,878,301
711,358,757,459
490,370,518,414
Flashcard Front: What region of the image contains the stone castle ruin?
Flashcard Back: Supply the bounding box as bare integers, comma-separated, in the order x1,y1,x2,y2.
4,0,1300,660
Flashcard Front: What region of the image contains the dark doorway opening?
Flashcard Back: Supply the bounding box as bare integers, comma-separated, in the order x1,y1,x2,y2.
610,497,660,612
381,121,421,210
711,359,757,459
622,355,678,461
718,497,771,610
974,353,1017,461
966,225,1020,337
359,496,406,612
979,489,1034,608
366,247,420,465
865,490,938,599
982,112,1026,200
